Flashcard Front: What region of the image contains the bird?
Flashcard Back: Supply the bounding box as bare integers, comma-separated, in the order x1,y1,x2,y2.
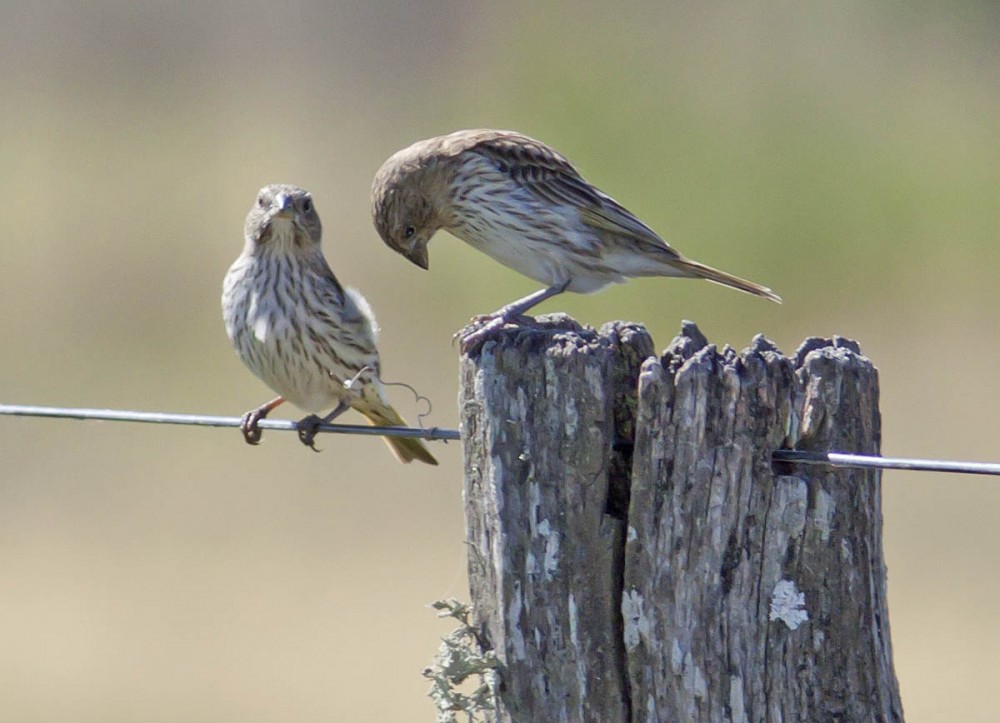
371,129,780,349
222,184,437,464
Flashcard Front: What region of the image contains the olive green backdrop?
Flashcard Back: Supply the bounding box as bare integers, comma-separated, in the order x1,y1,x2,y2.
1,2,998,720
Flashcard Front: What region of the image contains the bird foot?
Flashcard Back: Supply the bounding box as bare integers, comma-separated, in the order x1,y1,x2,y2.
241,407,269,445
296,415,324,452
454,312,534,353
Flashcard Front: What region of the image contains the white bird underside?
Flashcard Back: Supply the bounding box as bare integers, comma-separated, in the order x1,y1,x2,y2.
222,238,385,413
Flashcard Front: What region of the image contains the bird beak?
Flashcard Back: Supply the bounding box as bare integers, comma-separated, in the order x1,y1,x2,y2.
274,192,294,219
403,243,429,270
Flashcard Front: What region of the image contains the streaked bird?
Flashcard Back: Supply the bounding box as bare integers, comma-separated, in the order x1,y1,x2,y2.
222,184,437,464
372,129,780,348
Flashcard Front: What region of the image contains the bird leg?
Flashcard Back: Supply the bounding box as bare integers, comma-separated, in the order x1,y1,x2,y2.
457,280,572,352
240,397,285,445
297,401,351,452
492,280,573,319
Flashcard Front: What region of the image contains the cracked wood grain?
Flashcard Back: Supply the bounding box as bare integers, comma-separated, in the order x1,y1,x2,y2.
460,317,902,723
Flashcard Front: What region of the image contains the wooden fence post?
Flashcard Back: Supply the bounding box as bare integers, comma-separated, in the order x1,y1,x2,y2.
459,316,902,723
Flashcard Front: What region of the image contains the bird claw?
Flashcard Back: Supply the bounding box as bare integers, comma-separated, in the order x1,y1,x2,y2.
456,317,506,353
296,415,324,452
241,409,266,445
454,312,533,353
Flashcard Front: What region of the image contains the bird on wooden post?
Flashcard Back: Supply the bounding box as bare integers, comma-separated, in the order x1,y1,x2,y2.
372,129,780,350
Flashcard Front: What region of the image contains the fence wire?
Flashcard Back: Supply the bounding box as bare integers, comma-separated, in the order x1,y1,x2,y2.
2,403,998,475
0,404,459,441
770,450,1000,476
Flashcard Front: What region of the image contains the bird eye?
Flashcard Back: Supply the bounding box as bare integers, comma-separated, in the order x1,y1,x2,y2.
302,199,313,213
404,226,416,239
257,195,266,208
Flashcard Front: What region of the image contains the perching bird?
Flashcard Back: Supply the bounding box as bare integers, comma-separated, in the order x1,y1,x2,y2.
371,129,780,348
222,184,437,464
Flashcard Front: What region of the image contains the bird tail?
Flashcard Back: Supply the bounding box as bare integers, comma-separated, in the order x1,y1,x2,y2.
355,398,439,465
672,258,782,303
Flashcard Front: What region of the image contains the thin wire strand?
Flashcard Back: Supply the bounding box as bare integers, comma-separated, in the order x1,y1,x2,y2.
3,404,1000,475
340,366,435,429
0,404,460,441
772,450,1000,476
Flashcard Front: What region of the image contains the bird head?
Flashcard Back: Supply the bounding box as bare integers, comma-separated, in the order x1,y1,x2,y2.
370,158,443,270
245,184,322,252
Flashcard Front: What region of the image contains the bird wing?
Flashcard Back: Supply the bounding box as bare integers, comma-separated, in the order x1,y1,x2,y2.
345,287,380,342
461,131,604,209
306,260,382,379
576,192,681,260
464,130,681,260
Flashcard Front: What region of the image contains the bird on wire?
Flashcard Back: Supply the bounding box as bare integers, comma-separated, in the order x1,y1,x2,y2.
372,129,780,350
222,184,437,464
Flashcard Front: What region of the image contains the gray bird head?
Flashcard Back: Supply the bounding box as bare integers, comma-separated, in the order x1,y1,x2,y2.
245,184,322,252
370,154,443,270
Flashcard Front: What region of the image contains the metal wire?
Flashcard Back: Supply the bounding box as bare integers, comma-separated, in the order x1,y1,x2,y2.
0,404,460,441
3,403,999,475
771,449,1000,476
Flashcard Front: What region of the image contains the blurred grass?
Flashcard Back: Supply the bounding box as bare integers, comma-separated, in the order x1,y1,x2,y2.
1,1,999,720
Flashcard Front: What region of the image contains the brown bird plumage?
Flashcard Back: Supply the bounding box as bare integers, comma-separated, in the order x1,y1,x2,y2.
372,129,780,347
222,184,437,464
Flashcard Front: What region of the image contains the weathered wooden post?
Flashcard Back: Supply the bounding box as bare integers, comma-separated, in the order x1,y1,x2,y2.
459,315,902,723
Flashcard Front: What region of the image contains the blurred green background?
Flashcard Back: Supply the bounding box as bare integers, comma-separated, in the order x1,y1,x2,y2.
1,1,998,720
